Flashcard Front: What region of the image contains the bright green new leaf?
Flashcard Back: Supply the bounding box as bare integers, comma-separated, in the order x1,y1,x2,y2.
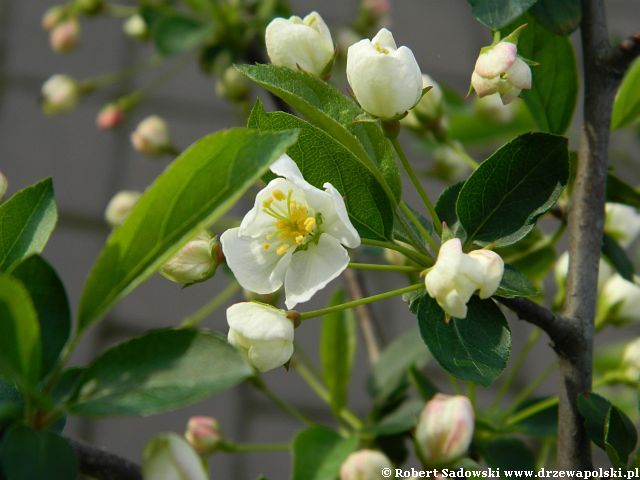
0,178,57,271
417,295,511,386
466,0,538,29
530,0,581,35
0,275,41,388
78,128,298,331
612,59,640,130
152,13,214,56
291,427,358,480
456,132,569,246
248,101,394,240
70,329,252,416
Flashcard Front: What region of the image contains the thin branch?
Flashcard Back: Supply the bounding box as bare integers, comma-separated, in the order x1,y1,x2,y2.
67,437,142,480
343,269,382,363
602,32,640,75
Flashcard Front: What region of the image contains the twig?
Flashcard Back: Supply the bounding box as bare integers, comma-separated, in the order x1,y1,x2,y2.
602,32,640,75
67,437,142,480
343,269,381,363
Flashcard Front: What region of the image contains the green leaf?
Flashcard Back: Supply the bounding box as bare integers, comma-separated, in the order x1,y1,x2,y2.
237,64,401,203
456,132,569,246
508,397,558,437
477,436,535,469
602,234,635,282
10,256,70,376
393,203,434,254
0,425,78,480
435,182,467,242
152,14,214,56
607,174,640,209
69,329,252,416
248,101,394,240
530,0,581,35
578,392,611,450
503,16,578,134
612,59,640,130
417,296,511,386
78,128,298,331
291,427,358,480
362,399,423,436
495,264,539,298
496,228,556,282
0,275,41,387
0,178,57,271
320,290,356,415
466,0,538,29
367,327,430,402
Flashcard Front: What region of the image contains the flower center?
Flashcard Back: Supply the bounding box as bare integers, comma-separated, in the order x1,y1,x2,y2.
374,42,390,54
262,189,319,256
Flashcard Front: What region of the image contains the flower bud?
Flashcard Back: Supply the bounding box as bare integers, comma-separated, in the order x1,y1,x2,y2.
143,433,208,480
621,338,640,382
104,190,141,227
74,0,103,15
415,393,474,464
599,274,640,324
215,66,251,102
430,143,470,181
42,5,66,31
347,28,423,119
227,302,294,372
41,74,81,115
96,103,125,130
265,11,335,77
131,115,172,156
50,18,80,53
339,449,392,480
605,202,640,248
424,239,504,319
160,232,220,286
471,40,531,105
185,416,222,455
0,171,8,202
475,93,517,123
123,14,148,40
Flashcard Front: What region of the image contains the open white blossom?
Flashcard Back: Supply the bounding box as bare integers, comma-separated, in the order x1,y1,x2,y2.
227,302,294,372
347,28,423,119
424,238,504,319
604,202,640,247
265,11,334,76
221,154,360,309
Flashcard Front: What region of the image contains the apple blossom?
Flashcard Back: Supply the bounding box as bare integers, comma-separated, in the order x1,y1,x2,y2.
185,416,222,455
104,190,141,227
424,238,504,319
123,14,148,40
96,103,125,130
131,115,172,156
226,302,294,372
339,449,392,480
599,274,640,324
415,393,474,463
160,232,220,286
471,39,531,105
347,28,423,119
604,202,640,247
50,18,80,53
142,433,208,480
41,74,81,115
220,154,360,309
265,12,335,77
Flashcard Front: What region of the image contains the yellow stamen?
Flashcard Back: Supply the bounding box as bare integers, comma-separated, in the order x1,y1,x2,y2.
304,217,316,232
295,235,305,245
262,198,273,208
276,244,290,256
263,243,270,250
272,189,286,201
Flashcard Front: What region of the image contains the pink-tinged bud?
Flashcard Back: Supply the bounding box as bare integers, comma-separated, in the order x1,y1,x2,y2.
104,190,141,227
130,115,172,156
42,5,66,31
340,449,392,480
50,18,80,53
0,171,8,202
415,393,474,463
363,0,391,16
185,416,222,455
96,103,125,130
41,74,80,115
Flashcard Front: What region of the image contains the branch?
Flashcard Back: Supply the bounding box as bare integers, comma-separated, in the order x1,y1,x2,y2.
68,437,142,480
602,32,640,75
343,269,381,363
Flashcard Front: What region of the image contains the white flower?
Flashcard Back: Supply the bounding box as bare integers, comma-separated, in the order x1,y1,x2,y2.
471,41,531,105
220,154,360,309
605,202,640,248
265,11,334,77
415,393,474,463
600,274,640,324
340,450,392,480
424,238,504,319
131,115,172,156
142,433,208,480
554,251,613,293
104,190,141,227
347,28,423,119
0,171,7,202
226,302,294,372
160,232,220,285
123,14,147,39
41,74,80,115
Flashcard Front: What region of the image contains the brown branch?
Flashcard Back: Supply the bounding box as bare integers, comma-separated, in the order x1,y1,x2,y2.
68,437,142,480
343,269,381,363
602,32,640,75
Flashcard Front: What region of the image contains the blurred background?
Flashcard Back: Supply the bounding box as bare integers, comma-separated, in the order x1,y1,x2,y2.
1,0,639,476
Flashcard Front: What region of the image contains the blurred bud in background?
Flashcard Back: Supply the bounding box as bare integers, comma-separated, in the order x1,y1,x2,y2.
621,338,640,383
50,17,80,54
185,416,223,456
0,171,8,202
42,5,66,32
160,232,221,286
41,74,81,115
131,115,173,156
104,190,141,227
599,274,640,325
142,433,208,480
123,14,148,40
96,103,126,130
604,202,640,248
474,93,517,123
215,66,251,103
339,449,393,480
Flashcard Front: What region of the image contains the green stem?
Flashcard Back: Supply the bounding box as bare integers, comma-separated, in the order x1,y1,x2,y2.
505,361,558,416
505,396,559,427
105,3,138,17
180,280,240,328
390,137,442,235
299,283,424,321
251,377,315,425
85,55,164,90
447,140,479,170
448,374,462,394
361,238,432,266
222,441,290,453
348,262,422,273
399,202,439,253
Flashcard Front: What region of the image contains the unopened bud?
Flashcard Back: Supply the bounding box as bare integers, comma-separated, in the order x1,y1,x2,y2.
41,74,80,115
431,143,470,181
123,14,148,40
621,338,640,382
96,103,125,130
0,171,8,201
160,232,220,286
215,66,251,102
104,190,141,227
50,18,80,53
185,416,222,455
412,74,443,124
475,93,517,123
415,393,474,463
74,0,104,15
42,5,66,31
131,115,172,156
143,433,208,480
339,449,392,480
604,202,640,248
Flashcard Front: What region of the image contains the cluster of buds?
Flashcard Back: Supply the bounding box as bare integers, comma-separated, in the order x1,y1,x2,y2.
185,416,223,455
424,238,504,319
41,74,81,115
131,115,174,157
339,449,393,480
160,232,222,286
142,433,208,480
104,190,141,227
0,171,7,202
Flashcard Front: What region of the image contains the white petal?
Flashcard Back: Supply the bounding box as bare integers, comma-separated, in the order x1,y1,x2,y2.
248,338,294,372
238,177,293,237
468,249,504,298
321,182,360,248
284,234,350,308
227,302,293,342
471,71,499,97
220,228,291,294
506,57,532,89
474,42,517,77
372,28,397,50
